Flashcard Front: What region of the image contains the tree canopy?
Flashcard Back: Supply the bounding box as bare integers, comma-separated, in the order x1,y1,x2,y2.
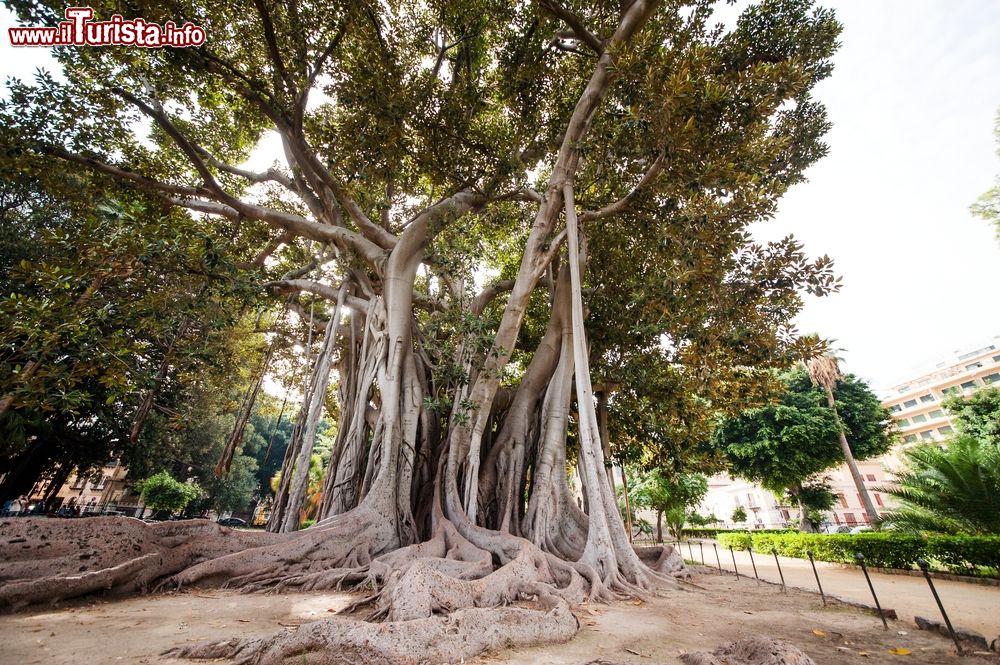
0,0,850,659
708,367,892,522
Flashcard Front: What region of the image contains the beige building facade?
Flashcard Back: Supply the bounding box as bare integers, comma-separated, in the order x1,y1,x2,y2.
700,335,1000,530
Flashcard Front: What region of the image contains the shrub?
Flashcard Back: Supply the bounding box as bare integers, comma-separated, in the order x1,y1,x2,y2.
682,527,792,539
716,531,999,576
928,535,1000,576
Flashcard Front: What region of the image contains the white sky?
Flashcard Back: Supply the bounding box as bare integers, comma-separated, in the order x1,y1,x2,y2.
4,2,1000,392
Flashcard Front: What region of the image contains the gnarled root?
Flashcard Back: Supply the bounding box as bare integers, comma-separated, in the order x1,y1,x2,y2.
167,593,577,665
0,517,278,610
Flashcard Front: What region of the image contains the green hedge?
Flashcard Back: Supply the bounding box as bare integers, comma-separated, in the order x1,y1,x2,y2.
682,528,794,539
715,531,999,576
927,536,1000,575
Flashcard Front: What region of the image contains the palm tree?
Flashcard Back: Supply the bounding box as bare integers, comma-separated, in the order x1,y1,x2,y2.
805,353,880,524
878,435,1000,534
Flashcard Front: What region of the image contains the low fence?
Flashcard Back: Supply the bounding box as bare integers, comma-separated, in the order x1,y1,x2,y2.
716,531,1000,579
677,536,998,656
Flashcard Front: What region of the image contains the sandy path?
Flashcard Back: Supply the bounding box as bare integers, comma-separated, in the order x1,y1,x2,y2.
0,568,991,665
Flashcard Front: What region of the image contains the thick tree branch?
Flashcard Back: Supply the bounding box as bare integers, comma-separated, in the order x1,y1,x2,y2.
579,152,666,222
538,0,604,55
267,279,370,313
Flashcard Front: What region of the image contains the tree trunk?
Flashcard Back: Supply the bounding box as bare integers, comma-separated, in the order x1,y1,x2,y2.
824,386,879,524
655,509,663,544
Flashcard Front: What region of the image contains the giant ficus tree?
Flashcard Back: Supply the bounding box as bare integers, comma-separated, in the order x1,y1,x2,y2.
1,0,842,660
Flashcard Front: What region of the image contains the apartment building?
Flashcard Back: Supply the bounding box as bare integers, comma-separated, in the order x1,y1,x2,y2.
699,336,1000,529
882,337,1000,447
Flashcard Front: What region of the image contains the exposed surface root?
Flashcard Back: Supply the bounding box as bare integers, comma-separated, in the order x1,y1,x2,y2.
166,593,578,665
679,636,817,665
0,517,278,609
634,544,686,577
2,514,686,665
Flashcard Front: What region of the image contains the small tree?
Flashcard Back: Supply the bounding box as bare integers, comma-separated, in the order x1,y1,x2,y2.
630,469,708,543
135,471,202,516
879,435,1000,534
710,368,892,531
731,506,748,525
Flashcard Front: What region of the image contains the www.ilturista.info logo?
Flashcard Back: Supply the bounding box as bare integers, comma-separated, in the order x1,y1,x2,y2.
8,7,206,48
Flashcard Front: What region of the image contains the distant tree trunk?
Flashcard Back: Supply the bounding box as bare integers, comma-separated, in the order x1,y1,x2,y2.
823,386,879,524
790,482,815,533
655,509,663,543
620,463,634,543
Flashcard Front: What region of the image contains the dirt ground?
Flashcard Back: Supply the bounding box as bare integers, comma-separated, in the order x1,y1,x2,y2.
1,565,994,665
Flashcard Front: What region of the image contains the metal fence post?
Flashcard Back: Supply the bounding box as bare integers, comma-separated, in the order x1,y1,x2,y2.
772,548,786,593
713,542,722,573
687,540,694,561
699,541,705,565
747,545,761,585
806,549,826,606
729,546,740,580
917,559,964,655
855,553,888,630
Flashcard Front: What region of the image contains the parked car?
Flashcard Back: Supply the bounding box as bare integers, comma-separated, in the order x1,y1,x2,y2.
848,525,873,534
820,524,852,534
217,517,248,528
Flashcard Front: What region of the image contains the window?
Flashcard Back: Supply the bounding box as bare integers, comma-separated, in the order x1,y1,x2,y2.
920,431,934,440
919,394,935,403
896,418,909,427
983,373,1000,385
865,474,876,482
903,399,918,408
929,409,944,419
844,513,857,524
874,494,883,507
71,475,87,490
966,362,983,371
838,493,848,508
889,404,902,413
993,354,1000,363
937,425,953,435
911,414,927,423
904,434,918,443
958,345,994,361
941,386,960,397
961,380,977,390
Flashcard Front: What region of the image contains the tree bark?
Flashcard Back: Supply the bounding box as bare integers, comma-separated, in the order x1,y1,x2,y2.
824,386,879,524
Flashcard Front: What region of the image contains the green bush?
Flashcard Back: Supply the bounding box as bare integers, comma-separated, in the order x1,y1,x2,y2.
682,528,793,539
928,535,1000,576
715,531,1000,575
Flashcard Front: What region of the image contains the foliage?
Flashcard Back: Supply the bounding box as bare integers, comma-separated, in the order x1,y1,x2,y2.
708,367,892,517
877,435,1000,535
789,482,836,530
941,386,1000,445
134,471,202,514
971,108,1000,243
0,165,265,501
731,506,748,524
202,454,259,515
683,527,793,538
629,468,708,541
717,531,1000,577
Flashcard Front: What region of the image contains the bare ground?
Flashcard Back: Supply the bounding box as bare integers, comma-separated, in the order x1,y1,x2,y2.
1,565,994,665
